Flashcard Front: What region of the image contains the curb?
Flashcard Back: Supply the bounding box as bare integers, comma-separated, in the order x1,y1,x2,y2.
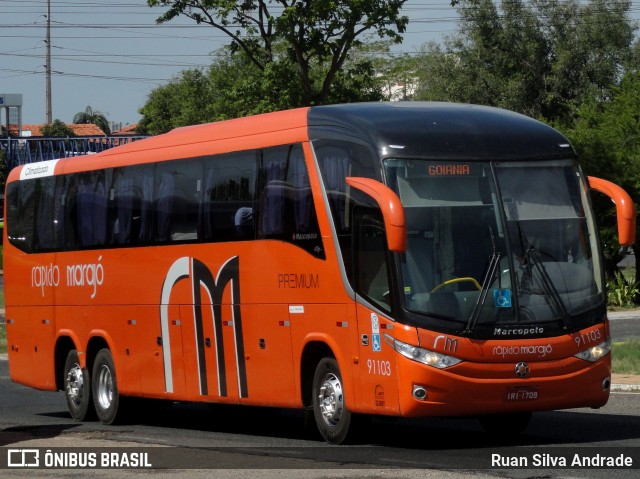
611,383,640,393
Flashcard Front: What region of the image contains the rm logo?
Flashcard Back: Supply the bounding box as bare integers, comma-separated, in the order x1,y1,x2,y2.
160,256,247,398
433,335,458,353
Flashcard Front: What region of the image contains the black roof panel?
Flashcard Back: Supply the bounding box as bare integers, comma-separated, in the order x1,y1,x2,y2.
308,102,575,161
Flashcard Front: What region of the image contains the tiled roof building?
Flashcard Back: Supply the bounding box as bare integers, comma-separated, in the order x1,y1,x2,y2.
112,124,139,135
2,123,106,137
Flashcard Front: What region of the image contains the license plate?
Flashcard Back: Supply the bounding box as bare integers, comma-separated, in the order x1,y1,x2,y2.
505,387,539,401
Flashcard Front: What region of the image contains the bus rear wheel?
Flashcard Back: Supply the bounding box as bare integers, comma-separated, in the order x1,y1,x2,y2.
312,358,353,444
92,348,120,425
63,349,93,421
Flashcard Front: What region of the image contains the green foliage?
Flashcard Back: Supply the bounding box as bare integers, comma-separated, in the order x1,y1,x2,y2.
138,45,385,134
414,0,635,123
40,120,76,138
138,68,217,134
146,0,407,106
564,73,640,280
607,272,640,308
73,106,111,135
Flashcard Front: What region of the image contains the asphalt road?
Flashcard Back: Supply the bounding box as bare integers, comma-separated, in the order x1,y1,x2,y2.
1,359,639,479
609,311,640,341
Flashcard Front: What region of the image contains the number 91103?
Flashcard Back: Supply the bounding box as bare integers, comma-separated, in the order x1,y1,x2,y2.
367,359,392,376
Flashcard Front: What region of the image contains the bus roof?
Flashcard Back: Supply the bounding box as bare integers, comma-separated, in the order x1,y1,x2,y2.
308,102,575,161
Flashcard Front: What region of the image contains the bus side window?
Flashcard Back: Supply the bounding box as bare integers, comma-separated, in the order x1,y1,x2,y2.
111,167,142,245
316,145,351,233
259,150,287,238
139,166,154,244
155,158,201,243
259,144,323,258
201,152,257,243
34,176,67,251
353,207,392,312
6,180,36,252
155,170,174,242
75,170,109,248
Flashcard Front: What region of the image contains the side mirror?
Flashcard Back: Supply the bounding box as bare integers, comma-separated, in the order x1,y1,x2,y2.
346,177,406,253
588,176,636,246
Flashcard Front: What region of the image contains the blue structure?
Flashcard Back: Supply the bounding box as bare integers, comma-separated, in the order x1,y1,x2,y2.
0,135,148,171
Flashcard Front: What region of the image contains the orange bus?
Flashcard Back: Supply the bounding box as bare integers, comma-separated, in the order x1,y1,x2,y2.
3,103,635,444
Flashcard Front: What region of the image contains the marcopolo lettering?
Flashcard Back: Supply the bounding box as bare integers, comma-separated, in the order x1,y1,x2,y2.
494,326,544,337
160,256,247,398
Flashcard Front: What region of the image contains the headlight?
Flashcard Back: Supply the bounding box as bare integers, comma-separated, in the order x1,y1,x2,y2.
385,334,462,369
574,338,611,362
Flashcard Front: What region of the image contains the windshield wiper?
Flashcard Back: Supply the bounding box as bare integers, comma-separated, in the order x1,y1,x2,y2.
517,222,572,330
464,226,501,335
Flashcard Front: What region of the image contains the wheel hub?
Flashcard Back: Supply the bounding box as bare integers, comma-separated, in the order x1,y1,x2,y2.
96,365,114,410
66,364,83,404
317,373,344,426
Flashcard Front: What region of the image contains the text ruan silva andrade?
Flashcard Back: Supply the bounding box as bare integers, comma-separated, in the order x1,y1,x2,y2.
491,453,634,468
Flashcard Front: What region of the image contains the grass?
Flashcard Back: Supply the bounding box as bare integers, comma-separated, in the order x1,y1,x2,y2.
612,340,640,375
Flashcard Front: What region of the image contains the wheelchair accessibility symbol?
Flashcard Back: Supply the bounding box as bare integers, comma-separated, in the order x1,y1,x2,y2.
372,333,381,352
493,289,512,308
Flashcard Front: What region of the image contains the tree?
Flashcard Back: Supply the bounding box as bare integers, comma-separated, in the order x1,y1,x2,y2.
138,68,217,135
416,0,635,124
147,0,408,106
138,45,385,134
73,106,111,135
40,119,76,137
368,42,420,101
565,73,640,277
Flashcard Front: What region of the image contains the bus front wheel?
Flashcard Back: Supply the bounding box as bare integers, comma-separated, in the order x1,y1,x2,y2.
312,358,353,444
63,349,93,421
92,349,120,425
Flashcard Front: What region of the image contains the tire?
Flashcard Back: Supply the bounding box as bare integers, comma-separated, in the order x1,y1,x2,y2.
312,358,353,444
63,349,94,421
478,412,532,437
92,348,120,425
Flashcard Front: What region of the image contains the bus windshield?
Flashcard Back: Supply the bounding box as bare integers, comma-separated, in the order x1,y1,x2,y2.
384,159,603,331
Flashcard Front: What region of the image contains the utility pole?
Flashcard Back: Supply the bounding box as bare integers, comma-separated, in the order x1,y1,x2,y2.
45,0,52,124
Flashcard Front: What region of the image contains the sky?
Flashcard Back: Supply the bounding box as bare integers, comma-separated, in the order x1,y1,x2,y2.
0,0,464,128
2,1,640,129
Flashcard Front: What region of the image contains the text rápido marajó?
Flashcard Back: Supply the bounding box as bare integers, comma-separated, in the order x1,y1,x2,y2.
31,257,105,299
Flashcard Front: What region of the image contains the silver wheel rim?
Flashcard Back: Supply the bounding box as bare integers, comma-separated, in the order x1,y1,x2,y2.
66,363,84,405
317,372,344,427
96,364,114,410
